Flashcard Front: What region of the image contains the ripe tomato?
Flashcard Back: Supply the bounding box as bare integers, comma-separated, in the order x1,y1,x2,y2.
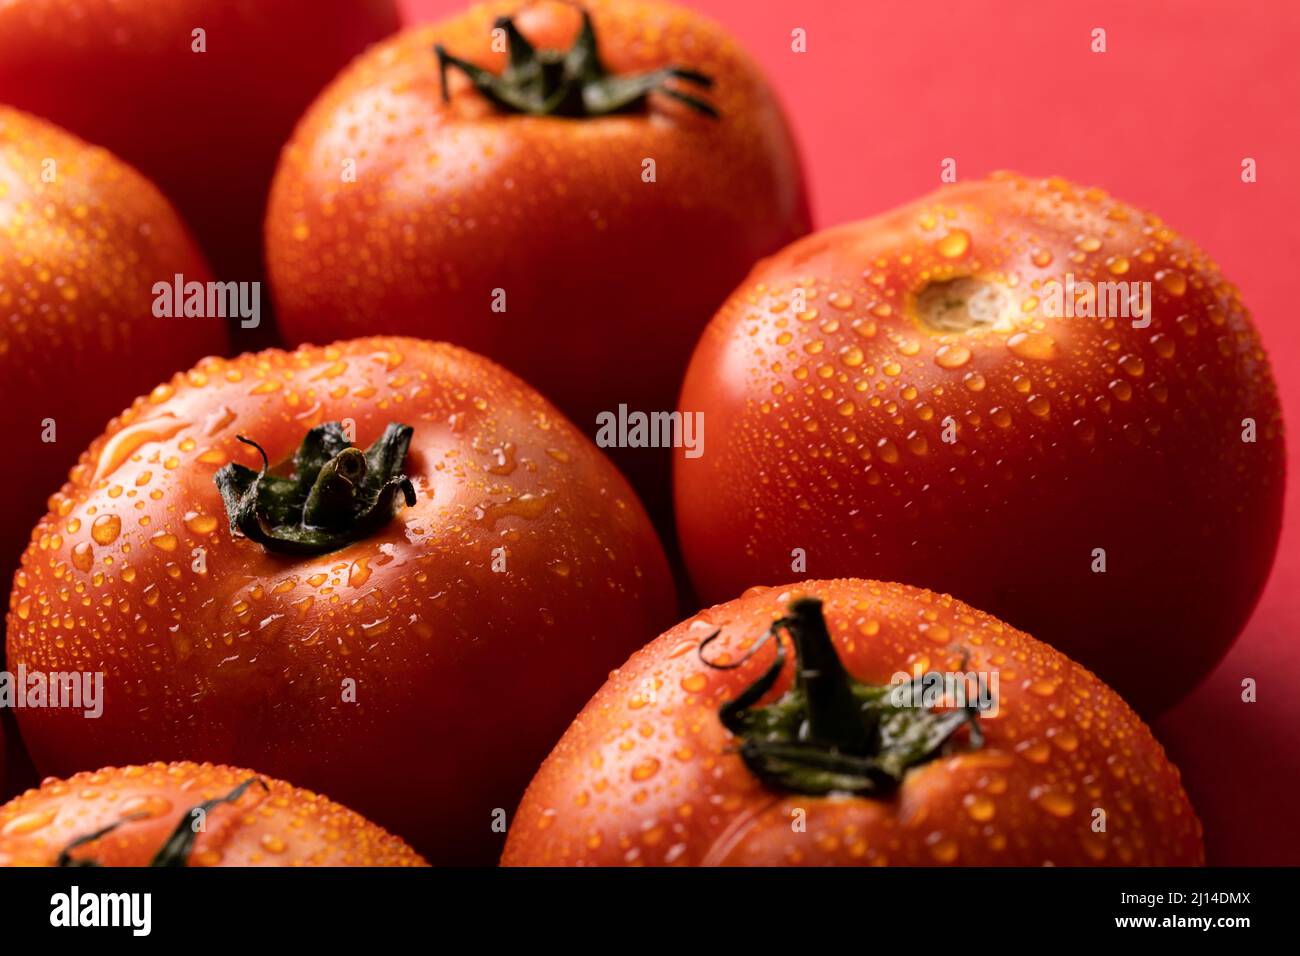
6,336,675,864
675,173,1285,713
0,0,399,284
0,762,426,866
503,579,1204,866
266,0,809,508
0,107,226,578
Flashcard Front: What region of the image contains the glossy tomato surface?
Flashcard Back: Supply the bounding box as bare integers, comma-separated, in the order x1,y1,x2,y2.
0,762,426,866
0,107,226,580
503,578,1204,866
6,336,675,864
675,173,1285,713
267,0,809,506
0,0,400,284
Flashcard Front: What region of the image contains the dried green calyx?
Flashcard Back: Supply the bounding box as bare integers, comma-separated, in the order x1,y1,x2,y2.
435,8,717,118
701,597,986,795
58,778,267,867
214,422,417,556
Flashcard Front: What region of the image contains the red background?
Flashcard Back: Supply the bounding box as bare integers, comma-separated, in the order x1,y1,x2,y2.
402,0,1300,865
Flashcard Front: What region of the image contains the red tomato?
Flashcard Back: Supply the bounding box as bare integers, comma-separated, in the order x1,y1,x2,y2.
675,173,1285,713
0,0,400,284
0,107,226,578
266,0,809,507
503,579,1204,866
0,762,426,866
6,336,675,864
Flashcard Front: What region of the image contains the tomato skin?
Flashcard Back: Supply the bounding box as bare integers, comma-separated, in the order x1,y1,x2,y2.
266,0,809,502
503,579,1204,866
0,0,399,282
0,762,426,866
674,173,1285,714
6,336,675,864
0,107,226,581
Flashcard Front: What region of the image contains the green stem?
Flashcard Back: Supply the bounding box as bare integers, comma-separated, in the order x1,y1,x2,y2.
785,598,872,752
214,422,417,556
700,598,987,796
435,8,718,119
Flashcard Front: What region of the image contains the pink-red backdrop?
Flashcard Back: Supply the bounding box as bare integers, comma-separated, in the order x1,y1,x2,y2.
401,0,1300,864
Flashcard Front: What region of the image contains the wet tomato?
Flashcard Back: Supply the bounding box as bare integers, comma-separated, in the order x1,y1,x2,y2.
674,173,1285,712
0,0,400,283
0,107,226,578
503,579,1204,866
0,762,425,866
266,0,809,507
6,336,675,864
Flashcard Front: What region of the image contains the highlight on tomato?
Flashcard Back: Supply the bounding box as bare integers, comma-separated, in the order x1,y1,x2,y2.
6,336,675,865
674,173,1285,713
503,579,1204,866
0,762,426,866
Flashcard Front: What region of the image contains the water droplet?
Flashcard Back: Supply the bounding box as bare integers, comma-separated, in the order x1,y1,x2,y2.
936,229,971,258
965,794,996,822
631,757,661,782
1007,332,1058,361
71,542,94,572
1018,740,1051,764
934,344,971,369
94,418,189,481
1034,788,1075,818
149,532,179,552
260,834,287,854
487,443,517,475
2,808,57,836
1157,270,1187,296
184,513,218,535
681,673,707,693
928,835,960,862
1118,354,1145,377
91,514,122,545
120,795,173,818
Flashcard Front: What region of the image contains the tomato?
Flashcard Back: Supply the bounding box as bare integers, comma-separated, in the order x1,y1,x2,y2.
0,0,400,285
0,107,226,579
0,762,426,866
265,0,809,509
674,173,1285,713
503,578,1204,866
6,336,675,864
